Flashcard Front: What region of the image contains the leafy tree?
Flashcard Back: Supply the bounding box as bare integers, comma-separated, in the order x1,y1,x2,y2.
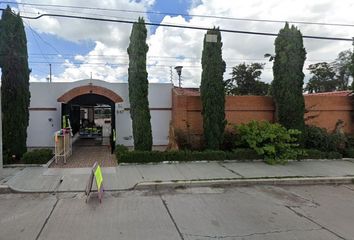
333,49,352,90
200,28,226,150
225,62,269,95
305,62,337,93
127,17,152,151
272,23,306,131
0,6,31,162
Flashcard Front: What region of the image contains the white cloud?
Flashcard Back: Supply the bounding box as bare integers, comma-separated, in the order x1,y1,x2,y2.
148,0,354,86
24,0,354,87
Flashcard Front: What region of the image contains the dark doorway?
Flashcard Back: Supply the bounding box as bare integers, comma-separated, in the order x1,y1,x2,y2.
61,93,116,147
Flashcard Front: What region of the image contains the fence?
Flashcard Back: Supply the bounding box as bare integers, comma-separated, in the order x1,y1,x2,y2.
171,88,353,146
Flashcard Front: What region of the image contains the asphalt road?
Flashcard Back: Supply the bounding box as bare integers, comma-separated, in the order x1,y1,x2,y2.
1,184,354,240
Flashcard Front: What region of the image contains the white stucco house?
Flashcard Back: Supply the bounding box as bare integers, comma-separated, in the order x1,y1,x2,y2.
27,79,173,148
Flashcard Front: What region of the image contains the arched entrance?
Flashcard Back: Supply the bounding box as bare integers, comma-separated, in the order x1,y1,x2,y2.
55,85,123,167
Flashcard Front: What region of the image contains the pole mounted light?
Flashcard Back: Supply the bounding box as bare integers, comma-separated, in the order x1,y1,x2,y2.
174,66,183,88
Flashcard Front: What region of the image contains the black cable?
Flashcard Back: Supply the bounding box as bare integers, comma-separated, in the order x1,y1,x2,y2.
12,12,353,42
3,1,354,28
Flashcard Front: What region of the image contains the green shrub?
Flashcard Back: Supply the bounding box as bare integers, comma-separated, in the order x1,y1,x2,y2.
346,135,354,148
226,148,261,160
175,130,192,150
163,151,191,161
118,150,226,163
22,149,53,164
115,144,129,158
235,121,302,164
192,150,226,161
344,148,354,158
326,151,342,159
298,149,342,160
302,149,326,159
221,131,238,151
303,125,346,152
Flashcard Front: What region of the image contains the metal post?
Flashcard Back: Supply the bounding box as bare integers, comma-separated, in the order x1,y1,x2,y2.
49,63,52,83
0,86,3,170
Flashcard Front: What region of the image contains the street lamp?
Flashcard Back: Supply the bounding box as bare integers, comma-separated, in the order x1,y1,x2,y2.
174,66,183,88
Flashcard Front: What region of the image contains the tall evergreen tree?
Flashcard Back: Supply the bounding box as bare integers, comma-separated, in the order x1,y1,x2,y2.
0,6,30,162
127,17,152,151
200,28,226,149
272,23,306,131
351,43,354,90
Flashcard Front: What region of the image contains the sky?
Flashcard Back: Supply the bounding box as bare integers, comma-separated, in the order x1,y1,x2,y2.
1,0,354,87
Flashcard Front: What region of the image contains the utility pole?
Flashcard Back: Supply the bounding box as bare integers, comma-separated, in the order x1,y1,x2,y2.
169,66,173,85
0,86,2,171
49,63,52,83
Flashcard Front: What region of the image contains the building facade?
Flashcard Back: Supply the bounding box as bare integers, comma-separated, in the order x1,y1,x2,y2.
27,79,173,148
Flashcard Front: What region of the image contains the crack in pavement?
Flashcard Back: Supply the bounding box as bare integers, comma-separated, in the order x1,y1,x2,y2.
286,206,347,240
160,195,185,240
35,197,59,240
35,177,64,240
342,185,354,192
183,227,323,239
218,163,244,178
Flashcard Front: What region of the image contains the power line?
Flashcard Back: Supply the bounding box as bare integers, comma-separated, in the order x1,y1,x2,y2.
12,12,353,42
24,53,335,62
3,1,354,28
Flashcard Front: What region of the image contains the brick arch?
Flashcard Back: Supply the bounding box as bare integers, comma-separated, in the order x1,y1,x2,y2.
57,85,123,103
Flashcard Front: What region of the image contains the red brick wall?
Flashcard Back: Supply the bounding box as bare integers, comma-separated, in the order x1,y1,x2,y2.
172,89,353,135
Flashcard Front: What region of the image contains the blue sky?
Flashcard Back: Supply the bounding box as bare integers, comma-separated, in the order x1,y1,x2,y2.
1,0,353,86
19,0,193,81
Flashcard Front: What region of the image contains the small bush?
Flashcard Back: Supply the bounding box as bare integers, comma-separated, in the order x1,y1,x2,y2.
302,149,326,159
175,130,192,150
346,135,354,148
298,149,342,160
344,148,354,158
115,144,129,158
235,121,302,164
226,148,261,160
22,149,53,164
221,131,238,151
326,151,342,159
303,125,346,152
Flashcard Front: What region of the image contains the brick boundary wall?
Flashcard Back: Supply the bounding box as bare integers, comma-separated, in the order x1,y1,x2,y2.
172,88,353,137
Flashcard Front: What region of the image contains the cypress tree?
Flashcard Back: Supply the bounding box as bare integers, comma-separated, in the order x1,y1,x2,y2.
200,28,226,149
0,6,31,163
272,23,306,131
127,17,152,151
351,43,354,90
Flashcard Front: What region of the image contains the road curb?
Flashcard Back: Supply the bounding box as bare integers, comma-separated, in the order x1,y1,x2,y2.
5,176,354,193
0,185,11,194
134,177,354,190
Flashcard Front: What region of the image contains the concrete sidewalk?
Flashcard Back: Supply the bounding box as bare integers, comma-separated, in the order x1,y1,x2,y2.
3,159,354,193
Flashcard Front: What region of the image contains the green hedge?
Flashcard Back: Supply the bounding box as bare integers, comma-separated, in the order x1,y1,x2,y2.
115,146,343,164
344,148,354,158
22,149,54,164
116,148,262,163
225,148,261,160
299,149,342,160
